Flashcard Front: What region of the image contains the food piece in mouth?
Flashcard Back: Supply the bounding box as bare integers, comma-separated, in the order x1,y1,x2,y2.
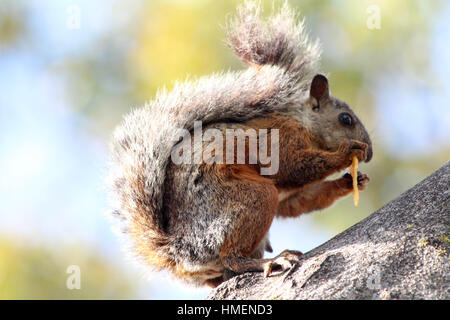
350,156,359,206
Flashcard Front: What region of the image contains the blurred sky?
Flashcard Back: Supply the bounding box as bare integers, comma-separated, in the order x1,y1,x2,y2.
0,0,449,299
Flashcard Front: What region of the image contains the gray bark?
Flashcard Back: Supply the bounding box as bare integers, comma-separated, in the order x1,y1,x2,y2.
208,162,449,300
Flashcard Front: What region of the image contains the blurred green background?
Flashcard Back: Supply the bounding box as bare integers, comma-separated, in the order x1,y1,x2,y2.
0,0,449,299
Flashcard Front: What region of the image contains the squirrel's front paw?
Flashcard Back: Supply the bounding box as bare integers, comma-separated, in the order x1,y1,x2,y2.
338,139,368,165
263,249,303,277
342,172,370,190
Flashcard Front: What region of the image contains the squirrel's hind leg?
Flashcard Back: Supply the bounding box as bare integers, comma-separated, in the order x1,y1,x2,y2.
216,165,302,279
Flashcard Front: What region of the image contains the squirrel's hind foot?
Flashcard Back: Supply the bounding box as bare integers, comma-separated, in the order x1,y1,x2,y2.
263,249,303,277
221,249,303,281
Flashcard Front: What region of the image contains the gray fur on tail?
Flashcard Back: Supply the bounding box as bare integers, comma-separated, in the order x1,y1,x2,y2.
227,1,320,74
107,0,321,269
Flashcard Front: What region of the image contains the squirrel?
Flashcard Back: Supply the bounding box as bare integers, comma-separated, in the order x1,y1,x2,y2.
107,1,373,288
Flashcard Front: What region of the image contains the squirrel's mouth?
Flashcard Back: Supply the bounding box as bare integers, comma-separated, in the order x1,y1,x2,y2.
365,145,373,163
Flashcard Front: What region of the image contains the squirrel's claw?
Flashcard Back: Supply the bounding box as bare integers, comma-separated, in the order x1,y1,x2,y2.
342,172,370,190
356,172,370,188
263,250,303,277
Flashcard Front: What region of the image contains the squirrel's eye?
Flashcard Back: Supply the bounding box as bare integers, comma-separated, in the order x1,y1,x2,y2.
339,113,353,127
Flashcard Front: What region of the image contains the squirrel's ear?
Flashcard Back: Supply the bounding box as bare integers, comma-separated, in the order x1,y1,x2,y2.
310,74,330,104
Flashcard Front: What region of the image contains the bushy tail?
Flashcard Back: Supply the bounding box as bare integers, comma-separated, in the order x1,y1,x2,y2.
107,0,320,272
227,0,320,75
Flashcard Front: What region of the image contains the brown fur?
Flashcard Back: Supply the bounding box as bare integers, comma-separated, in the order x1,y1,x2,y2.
277,180,351,218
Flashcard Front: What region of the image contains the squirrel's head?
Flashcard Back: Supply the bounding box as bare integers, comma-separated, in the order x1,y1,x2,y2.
307,74,373,162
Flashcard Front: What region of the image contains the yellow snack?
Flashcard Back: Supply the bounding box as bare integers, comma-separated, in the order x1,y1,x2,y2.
350,156,359,206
